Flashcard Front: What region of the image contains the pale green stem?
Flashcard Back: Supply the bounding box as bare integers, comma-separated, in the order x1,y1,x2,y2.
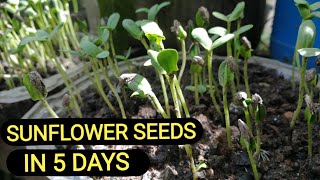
194,72,200,105
40,99,59,118
207,51,222,117
247,146,259,180
109,32,121,74
227,21,232,56
149,92,169,119
159,73,171,117
244,58,251,97
89,58,118,116
291,57,307,128
167,75,181,118
173,75,190,118
98,61,126,118
140,38,150,50
178,39,187,83
244,108,252,131
223,85,232,148
308,119,312,158
256,124,261,155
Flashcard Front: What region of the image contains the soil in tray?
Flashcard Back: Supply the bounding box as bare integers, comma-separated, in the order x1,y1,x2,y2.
63,60,320,179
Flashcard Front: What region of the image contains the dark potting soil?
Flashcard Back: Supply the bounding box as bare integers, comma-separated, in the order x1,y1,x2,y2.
67,60,320,180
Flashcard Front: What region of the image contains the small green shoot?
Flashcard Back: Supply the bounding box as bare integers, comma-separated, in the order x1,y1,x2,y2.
291,44,317,128
304,94,319,157
23,71,58,118
238,119,259,180
195,6,210,28
119,73,168,118
240,36,253,97
189,56,205,105
219,57,236,148
171,20,188,82
135,1,171,21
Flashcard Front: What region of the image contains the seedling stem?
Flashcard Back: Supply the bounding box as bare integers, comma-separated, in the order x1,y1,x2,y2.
291,57,307,128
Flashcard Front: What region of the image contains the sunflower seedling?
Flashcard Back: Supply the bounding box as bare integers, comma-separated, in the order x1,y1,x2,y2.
23,71,58,118
77,36,126,118
211,2,253,91
62,94,76,118
212,1,245,56
171,20,187,82
218,57,236,148
238,119,259,180
235,91,253,131
305,68,318,98
191,27,234,116
187,56,206,105
291,41,317,128
291,0,320,89
195,6,210,28
252,93,266,156
239,36,253,97
119,73,168,118
135,1,170,22
304,94,319,157
148,49,190,118
184,144,198,180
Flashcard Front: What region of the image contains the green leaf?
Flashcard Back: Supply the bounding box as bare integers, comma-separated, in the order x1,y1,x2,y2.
147,50,166,74
148,1,170,21
195,7,209,28
185,85,207,94
228,2,245,21
148,4,159,21
295,0,311,19
12,18,21,32
208,26,228,36
19,30,50,46
307,11,320,19
80,37,102,57
158,1,171,11
191,28,212,51
297,20,316,49
107,13,120,31
255,104,266,123
298,48,320,57
212,12,228,22
218,60,234,86
98,28,110,44
122,19,144,40
125,47,132,58
96,51,110,59
310,2,320,11
120,73,152,97
23,72,48,101
189,43,201,59
294,0,309,5
49,22,64,39
240,136,249,149
211,34,235,50
116,55,126,60
195,161,208,172
233,24,253,36
157,49,179,75
141,21,165,41
304,107,316,123
135,8,149,14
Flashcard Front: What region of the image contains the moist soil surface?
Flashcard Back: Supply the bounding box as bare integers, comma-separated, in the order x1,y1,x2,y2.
64,59,320,179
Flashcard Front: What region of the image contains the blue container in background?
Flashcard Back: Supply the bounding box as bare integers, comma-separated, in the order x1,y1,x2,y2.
271,0,320,69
